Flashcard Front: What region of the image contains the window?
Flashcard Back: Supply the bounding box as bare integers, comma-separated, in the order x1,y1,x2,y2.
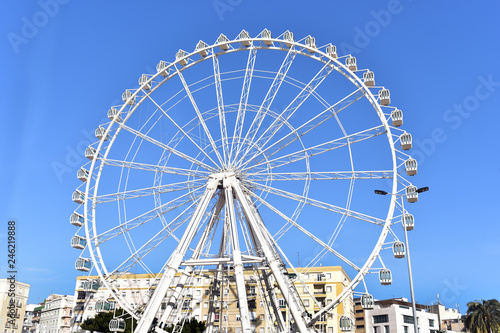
303,299,310,307
249,286,256,295
260,314,265,321
236,315,241,321
204,302,208,309
259,328,265,333
326,273,331,279
223,315,227,322
326,286,332,293
373,327,378,333
403,326,408,333
373,315,388,324
403,315,414,324
205,290,210,296
384,325,389,333
214,313,219,321
399,305,410,309
279,299,286,309
429,319,434,327
195,290,201,297
161,303,166,310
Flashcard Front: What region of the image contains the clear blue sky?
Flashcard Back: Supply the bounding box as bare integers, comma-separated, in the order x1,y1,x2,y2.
1,0,499,314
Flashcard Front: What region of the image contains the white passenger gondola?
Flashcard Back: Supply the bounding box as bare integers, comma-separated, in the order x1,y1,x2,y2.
379,268,392,285
406,185,418,203
156,60,170,77
138,74,151,90
75,258,91,272
391,109,403,127
85,147,97,160
70,213,84,227
121,90,135,105
363,71,375,87
261,29,272,46
109,319,125,332
77,168,89,182
360,293,374,309
379,89,391,105
95,300,111,313
72,190,85,204
283,30,294,48
305,36,316,53
239,30,251,46
95,126,109,141
393,241,405,258
400,133,412,150
402,213,414,231
107,107,121,122
71,236,86,249
196,40,209,57
82,280,99,293
339,316,353,332
326,44,337,59
217,34,230,50
176,49,188,66
405,158,417,176
346,56,357,71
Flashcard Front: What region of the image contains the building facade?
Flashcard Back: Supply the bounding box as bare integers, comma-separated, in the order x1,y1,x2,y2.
427,304,466,332
39,295,74,333
354,297,439,333
22,304,37,333
72,266,353,333
0,279,30,333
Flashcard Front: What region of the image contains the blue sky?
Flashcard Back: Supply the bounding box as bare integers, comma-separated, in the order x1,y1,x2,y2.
1,0,499,314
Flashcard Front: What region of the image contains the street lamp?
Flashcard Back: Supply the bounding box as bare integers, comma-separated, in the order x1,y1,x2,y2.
374,186,429,333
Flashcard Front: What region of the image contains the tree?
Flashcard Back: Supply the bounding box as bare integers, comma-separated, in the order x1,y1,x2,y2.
464,299,500,333
163,318,206,333
81,309,137,333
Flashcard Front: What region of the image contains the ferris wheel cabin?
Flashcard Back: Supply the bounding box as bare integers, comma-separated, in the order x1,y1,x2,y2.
109,319,126,332
176,49,188,66
85,146,97,160
393,241,405,258
121,90,135,106
405,158,417,176
95,126,109,141
156,60,170,77
138,74,151,90
379,89,391,105
346,56,357,71
339,316,353,332
326,44,338,59
72,190,85,204
71,236,86,250
82,280,99,293
107,107,122,122
360,293,374,309
400,133,412,150
70,213,84,227
217,34,230,50
283,30,294,47
196,40,209,57
379,268,392,285
391,109,403,127
402,213,414,231
305,36,316,53
363,71,375,87
261,29,272,46
239,30,251,46
95,300,113,313
75,258,91,272
406,185,418,203
77,168,89,182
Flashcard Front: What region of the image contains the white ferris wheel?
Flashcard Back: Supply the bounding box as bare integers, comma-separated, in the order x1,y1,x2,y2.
70,29,422,333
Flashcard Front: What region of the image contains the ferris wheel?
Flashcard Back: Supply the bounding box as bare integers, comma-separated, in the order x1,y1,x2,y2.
70,29,422,333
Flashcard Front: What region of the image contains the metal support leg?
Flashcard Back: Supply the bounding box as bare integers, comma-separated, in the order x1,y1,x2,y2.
134,178,218,333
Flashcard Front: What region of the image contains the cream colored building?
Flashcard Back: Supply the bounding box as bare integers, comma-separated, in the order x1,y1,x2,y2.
0,279,30,333
39,294,74,333
72,266,352,333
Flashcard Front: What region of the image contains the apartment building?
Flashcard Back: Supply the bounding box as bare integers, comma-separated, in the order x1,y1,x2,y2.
72,266,353,333
354,297,439,333
39,294,74,333
0,279,30,333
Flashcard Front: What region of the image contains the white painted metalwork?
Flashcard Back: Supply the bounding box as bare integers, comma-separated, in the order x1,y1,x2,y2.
70,30,422,333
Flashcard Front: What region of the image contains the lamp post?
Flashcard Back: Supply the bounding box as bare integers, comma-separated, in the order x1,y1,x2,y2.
375,186,429,333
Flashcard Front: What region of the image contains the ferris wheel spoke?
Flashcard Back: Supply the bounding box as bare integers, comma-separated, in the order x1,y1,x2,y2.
239,88,365,170
212,55,229,166
175,66,225,166
235,60,335,167
107,201,199,276
229,47,257,163
232,47,297,165
93,188,204,245
245,180,385,226
145,93,220,168
245,170,393,181
120,122,216,172
101,158,209,178
93,179,203,204
243,125,386,173
247,190,360,271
